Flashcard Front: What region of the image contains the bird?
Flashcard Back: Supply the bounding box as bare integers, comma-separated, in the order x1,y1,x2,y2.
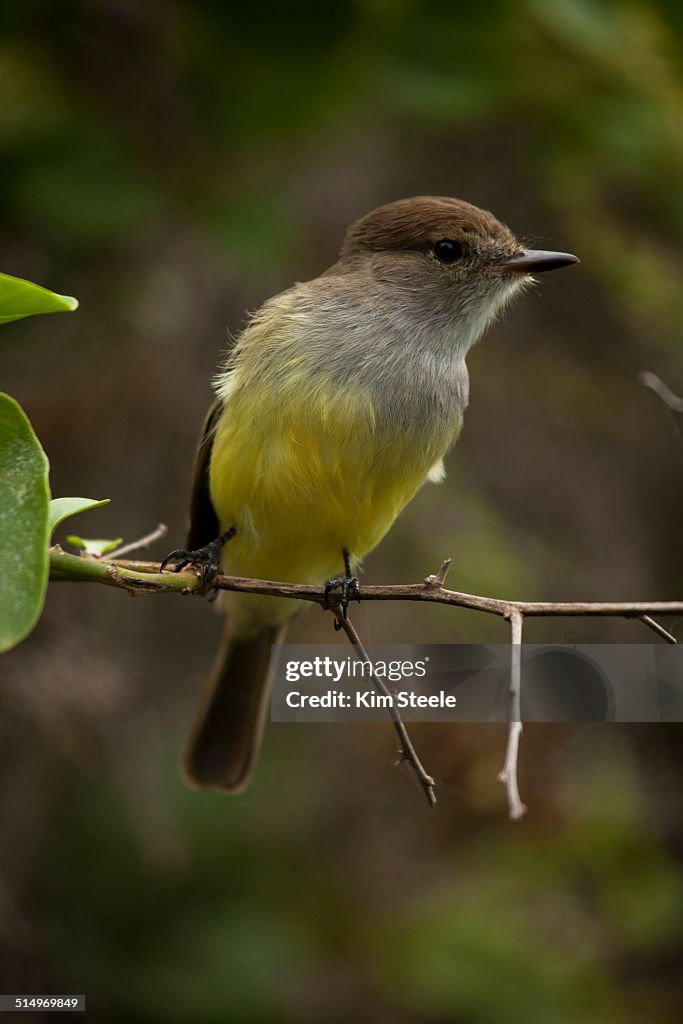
161,195,578,792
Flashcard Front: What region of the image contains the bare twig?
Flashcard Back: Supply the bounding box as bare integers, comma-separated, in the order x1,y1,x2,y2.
639,371,683,444
639,371,683,413
47,548,683,818
640,614,678,645
103,523,168,560
332,608,436,808
48,550,683,623
497,609,527,821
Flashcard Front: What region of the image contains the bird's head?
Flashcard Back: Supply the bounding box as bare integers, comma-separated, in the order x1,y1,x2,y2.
337,196,578,338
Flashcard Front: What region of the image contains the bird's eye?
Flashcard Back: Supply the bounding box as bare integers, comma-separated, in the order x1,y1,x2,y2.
433,239,465,264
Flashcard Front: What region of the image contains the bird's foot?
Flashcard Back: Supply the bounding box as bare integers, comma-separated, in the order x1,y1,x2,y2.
160,527,236,594
324,573,361,629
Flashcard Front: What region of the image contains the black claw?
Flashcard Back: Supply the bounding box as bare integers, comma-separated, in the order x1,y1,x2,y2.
160,527,236,595
159,549,191,573
160,544,219,588
323,576,344,606
342,577,359,618
323,565,361,621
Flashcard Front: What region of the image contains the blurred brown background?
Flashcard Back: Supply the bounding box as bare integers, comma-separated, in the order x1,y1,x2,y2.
1,1,683,1021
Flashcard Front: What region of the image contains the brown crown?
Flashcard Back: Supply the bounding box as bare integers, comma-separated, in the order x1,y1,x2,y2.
340,196,517,256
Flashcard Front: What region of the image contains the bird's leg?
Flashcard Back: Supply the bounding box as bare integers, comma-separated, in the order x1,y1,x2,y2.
160,526,236,594
324,547,361,628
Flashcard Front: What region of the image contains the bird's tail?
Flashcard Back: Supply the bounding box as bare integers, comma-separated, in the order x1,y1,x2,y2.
183,620,288,791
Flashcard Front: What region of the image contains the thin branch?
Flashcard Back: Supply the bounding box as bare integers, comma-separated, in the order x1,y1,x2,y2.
101,523,168,561
47,548,683,819
639,371,683,444
497,609,527,821
49,549,197,595
332,608,436,808
49,550,683,623
640,614,678,645
639,371,683,413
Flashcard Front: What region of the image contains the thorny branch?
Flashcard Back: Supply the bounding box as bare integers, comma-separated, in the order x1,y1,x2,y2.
333,608,436,808
48,544,682,820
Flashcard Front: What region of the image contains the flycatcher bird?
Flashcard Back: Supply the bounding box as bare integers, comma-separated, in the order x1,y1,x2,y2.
161,196,578,792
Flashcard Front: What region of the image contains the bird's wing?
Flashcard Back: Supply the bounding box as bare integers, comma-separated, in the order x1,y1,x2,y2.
186,397,223,549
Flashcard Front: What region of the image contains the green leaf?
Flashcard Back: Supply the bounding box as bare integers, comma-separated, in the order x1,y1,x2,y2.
0,271,78,325
0,393,50,653
66,536,123,556
49,497,110,537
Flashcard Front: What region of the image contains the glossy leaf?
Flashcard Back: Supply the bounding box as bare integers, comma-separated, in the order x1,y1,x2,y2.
66,535,122,556
49,497,110,537
0,393,50,653
0,271,78,325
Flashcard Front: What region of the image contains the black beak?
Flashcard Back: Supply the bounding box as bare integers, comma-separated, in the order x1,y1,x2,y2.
498,249,579,274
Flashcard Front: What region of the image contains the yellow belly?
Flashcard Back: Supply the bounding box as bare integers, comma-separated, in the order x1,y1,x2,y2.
209,381,459,633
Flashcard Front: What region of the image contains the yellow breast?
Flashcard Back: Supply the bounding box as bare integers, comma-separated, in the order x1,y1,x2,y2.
209,375,459,632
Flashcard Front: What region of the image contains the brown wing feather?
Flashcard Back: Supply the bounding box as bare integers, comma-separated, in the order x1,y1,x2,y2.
186,398,223,549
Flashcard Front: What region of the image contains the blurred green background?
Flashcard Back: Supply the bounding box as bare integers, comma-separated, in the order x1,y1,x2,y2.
1,1,683,1021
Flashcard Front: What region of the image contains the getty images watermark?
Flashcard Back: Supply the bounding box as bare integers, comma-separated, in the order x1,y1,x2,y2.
270,644,683,723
